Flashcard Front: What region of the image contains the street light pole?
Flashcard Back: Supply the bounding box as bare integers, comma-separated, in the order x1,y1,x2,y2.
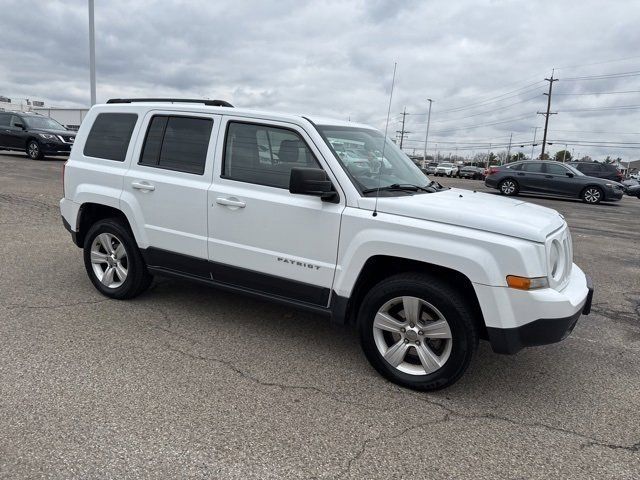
422,99,433,167
88,0,96,106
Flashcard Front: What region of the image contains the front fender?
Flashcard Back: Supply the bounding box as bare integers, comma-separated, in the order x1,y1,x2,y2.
333,207,547,298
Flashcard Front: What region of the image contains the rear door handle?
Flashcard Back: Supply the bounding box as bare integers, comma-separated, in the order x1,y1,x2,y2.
131,181,155,191
216,197,246,208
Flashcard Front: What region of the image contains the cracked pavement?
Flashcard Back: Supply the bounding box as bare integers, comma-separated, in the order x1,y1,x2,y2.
0,152,639,479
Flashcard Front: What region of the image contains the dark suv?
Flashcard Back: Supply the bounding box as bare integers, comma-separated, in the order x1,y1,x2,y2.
0,111,76,159
568,161,623,182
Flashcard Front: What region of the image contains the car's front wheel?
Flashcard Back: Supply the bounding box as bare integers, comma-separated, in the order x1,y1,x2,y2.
26,140,44,160
498,178,519,196
357,273,478,391
83,218,152,299
581,186,603,204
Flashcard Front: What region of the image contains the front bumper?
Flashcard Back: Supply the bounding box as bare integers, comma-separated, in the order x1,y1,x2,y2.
41,142,72,155
604,188,624,201
486,274,593,354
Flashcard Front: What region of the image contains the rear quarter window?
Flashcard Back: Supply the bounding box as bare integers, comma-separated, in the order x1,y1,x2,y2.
83,113,138,161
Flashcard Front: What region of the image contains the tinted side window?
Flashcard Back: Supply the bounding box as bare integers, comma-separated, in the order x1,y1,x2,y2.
0,113,10,127
84,113,138,161
138,115,212,175
545,163,568,175
507,163,522,171
223,122,320,189
10,115,24,128
522,162,544,173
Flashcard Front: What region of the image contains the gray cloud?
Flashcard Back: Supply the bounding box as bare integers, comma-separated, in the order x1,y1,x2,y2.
1,0,639,159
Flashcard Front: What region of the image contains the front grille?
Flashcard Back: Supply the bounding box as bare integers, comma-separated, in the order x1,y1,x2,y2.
57,135,75,143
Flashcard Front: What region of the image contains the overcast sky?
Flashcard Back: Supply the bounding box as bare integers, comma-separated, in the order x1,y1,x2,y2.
2,0,639,160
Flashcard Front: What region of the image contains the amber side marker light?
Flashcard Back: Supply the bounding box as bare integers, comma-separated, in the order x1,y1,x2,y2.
506,275,549,290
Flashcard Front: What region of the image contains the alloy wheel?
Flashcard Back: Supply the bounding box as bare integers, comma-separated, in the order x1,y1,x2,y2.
584,188,601,203
28,142,39,159
372,296,453,376
90,233,128,288
501,180,516,194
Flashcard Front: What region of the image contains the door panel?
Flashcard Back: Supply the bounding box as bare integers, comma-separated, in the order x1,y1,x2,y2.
207,118,343,305
541,163,579,196
122,111,221,261
517,162,546,192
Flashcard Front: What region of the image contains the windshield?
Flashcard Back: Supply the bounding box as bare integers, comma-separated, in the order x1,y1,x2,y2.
439,163,453,168
317,125,432,195
24,116,67,130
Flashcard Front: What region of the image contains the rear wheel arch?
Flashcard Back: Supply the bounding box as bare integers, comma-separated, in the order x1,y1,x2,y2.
76,203,136,248
340,255,487,338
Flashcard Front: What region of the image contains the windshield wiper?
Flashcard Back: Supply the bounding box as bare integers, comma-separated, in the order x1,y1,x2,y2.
363,183,434,194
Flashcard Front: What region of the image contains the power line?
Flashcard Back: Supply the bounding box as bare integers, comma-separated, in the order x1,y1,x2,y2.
554,90,640,96
562,70,640,81
418,94,542,124
555,55,640,70
428,114,535,134
433,82,545,114
559,105,640,112
549,129,640,135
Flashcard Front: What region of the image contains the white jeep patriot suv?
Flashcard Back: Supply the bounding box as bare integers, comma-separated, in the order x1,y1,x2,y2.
60,98,593,391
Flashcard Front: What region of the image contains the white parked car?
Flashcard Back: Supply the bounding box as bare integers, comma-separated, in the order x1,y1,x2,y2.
435,162,458,177
60,98,593,391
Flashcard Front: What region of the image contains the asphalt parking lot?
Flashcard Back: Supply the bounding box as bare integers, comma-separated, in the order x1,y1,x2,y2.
1,152,638,479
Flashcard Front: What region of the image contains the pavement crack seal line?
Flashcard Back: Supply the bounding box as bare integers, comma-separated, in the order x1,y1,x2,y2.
336,414,452,479
400,389,640,455
163,342,394,414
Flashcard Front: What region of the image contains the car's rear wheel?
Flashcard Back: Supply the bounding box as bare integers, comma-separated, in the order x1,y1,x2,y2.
26,140,44,160
582,186,603,204
357,273,478,391
498,178,519,196
83,218,152,299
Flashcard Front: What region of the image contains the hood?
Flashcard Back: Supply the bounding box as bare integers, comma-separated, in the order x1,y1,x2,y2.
31,127,75,136
374,188,565,243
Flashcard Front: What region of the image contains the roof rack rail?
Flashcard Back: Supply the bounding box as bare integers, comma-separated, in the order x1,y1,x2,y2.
106,98,234,107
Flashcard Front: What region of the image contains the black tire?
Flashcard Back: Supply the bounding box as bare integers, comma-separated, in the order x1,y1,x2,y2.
357,272,479,391
83,218,152,299
26,139,44,160
498,178,519,196
581,186,603,204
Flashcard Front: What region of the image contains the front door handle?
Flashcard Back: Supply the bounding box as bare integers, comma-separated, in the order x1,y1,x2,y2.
216,197,246,208
517,172,525,176
131,181,155,191
545,175,553,178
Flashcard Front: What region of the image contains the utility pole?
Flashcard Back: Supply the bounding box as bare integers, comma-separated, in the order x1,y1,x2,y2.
396,107,411,150
537,71,558,160
422,99,433,167
505,132,513,164
531,126,541,160
88,0,96,106
562,143,568,163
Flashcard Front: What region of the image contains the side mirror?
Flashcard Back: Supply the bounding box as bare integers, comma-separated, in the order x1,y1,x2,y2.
289,167,338,203
565,172,574,178
14,123,25,130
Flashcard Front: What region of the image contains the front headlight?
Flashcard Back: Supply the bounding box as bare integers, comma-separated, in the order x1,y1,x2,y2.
38,133,57,140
